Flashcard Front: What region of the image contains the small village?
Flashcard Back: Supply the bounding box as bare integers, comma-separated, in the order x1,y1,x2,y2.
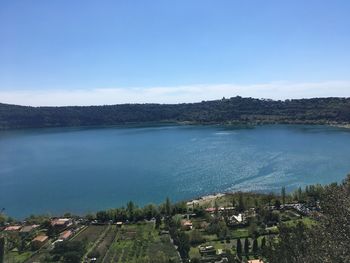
0,186,322,263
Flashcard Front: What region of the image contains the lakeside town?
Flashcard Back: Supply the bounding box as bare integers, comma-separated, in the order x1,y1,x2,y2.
0,183,325,263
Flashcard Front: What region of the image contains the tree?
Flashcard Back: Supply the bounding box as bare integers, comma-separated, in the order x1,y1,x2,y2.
189,230,205,245
153,251,169,263
311,175,350,262
274,199,281,209
143,204,158,220
225,249,236,263
252,238,258,258
231,197,236,208
85,213,95,221
265,192,275,206
214,201,219,216
4,97,350,129
266,222,311,263
96,211,109,222
237,193,245,212
0,237,4,263
281,186,286,205
248,220,259,238
19,237,26,253
155,213,161,229
297,187,303,202
206,220,229,240
63,251,82,263
177,232,190,259
165,197,172,216
261,236,267,257
126,201,135,221
244,238,250,257
171,214,182,229
236,238,242,259
51,241,85,263
266,175,350,263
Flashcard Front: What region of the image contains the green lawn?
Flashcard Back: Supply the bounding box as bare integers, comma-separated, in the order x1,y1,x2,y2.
282,217,317,228
231,227,249,238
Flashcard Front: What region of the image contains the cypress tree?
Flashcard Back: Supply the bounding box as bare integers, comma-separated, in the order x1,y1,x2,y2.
281,186,286,205
252,237,258,257
155,213,161,229
261,236,267,257
244,237,250,257
0,237,4,263
214,201,219,216
236,238,242,259
237,193,245,212
231,197,236,208
165,197,172,216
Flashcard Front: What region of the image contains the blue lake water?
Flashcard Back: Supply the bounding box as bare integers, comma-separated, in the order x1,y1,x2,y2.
1,124,350,218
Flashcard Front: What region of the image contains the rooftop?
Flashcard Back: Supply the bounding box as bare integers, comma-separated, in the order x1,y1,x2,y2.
5,225,21,231
20,225,39,233
59,230,72,240
51,218,71,226
32,235,48,243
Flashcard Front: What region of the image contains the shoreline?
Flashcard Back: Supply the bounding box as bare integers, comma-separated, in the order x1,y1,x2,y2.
186,193,226,207
330,123,350,129
2,120,350,132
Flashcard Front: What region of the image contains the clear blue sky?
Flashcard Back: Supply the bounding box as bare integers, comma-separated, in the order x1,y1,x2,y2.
1,0,350,105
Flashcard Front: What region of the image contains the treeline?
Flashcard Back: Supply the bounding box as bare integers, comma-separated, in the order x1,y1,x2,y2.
1,96,350,129
93,198,190,224
1,178,348,262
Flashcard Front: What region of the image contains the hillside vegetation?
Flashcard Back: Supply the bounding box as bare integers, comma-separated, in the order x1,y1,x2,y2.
1,176,349,263
1,97,350,129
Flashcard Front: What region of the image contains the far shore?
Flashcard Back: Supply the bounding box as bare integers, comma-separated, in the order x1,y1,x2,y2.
331,123,350,129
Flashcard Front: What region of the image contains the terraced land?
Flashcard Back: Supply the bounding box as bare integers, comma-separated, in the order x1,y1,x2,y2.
72,225,108,243
14,223,180,263
90,225,118,263
102,223,181,263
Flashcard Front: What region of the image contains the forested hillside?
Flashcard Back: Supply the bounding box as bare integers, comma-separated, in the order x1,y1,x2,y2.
1,96,350,129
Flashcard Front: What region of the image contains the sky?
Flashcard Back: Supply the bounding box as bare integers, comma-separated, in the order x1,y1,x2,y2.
0,0,350,106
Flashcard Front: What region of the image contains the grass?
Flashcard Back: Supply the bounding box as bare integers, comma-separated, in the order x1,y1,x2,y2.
202,234,218,241
231,227,249,238
6,251,33,263
282,217,317,228
189,246,201,259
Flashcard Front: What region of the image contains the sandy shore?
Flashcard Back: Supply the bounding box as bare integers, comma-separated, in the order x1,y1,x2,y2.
330,123,350,129
186,193,225,206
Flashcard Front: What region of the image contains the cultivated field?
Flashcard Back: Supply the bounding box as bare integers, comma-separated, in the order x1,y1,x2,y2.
102,223,181,263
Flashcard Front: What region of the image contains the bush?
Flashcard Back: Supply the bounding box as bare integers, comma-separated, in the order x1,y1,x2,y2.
189,230,206,245
88,250,100,258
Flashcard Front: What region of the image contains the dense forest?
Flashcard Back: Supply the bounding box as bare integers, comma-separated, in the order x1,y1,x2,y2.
1,97,350,129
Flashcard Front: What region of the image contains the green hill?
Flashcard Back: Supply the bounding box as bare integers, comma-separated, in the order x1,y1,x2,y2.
1,96,350,129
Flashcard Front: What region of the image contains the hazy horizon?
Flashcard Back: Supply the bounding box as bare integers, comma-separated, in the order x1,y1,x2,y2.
1,1,350,106
1,80,350,107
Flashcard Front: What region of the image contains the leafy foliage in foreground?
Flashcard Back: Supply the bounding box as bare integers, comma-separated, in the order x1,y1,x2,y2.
1,97,350,129
266,175,350,263
50,241,85,263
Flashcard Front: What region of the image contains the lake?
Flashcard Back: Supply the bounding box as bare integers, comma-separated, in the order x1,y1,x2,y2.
1,124,350,218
